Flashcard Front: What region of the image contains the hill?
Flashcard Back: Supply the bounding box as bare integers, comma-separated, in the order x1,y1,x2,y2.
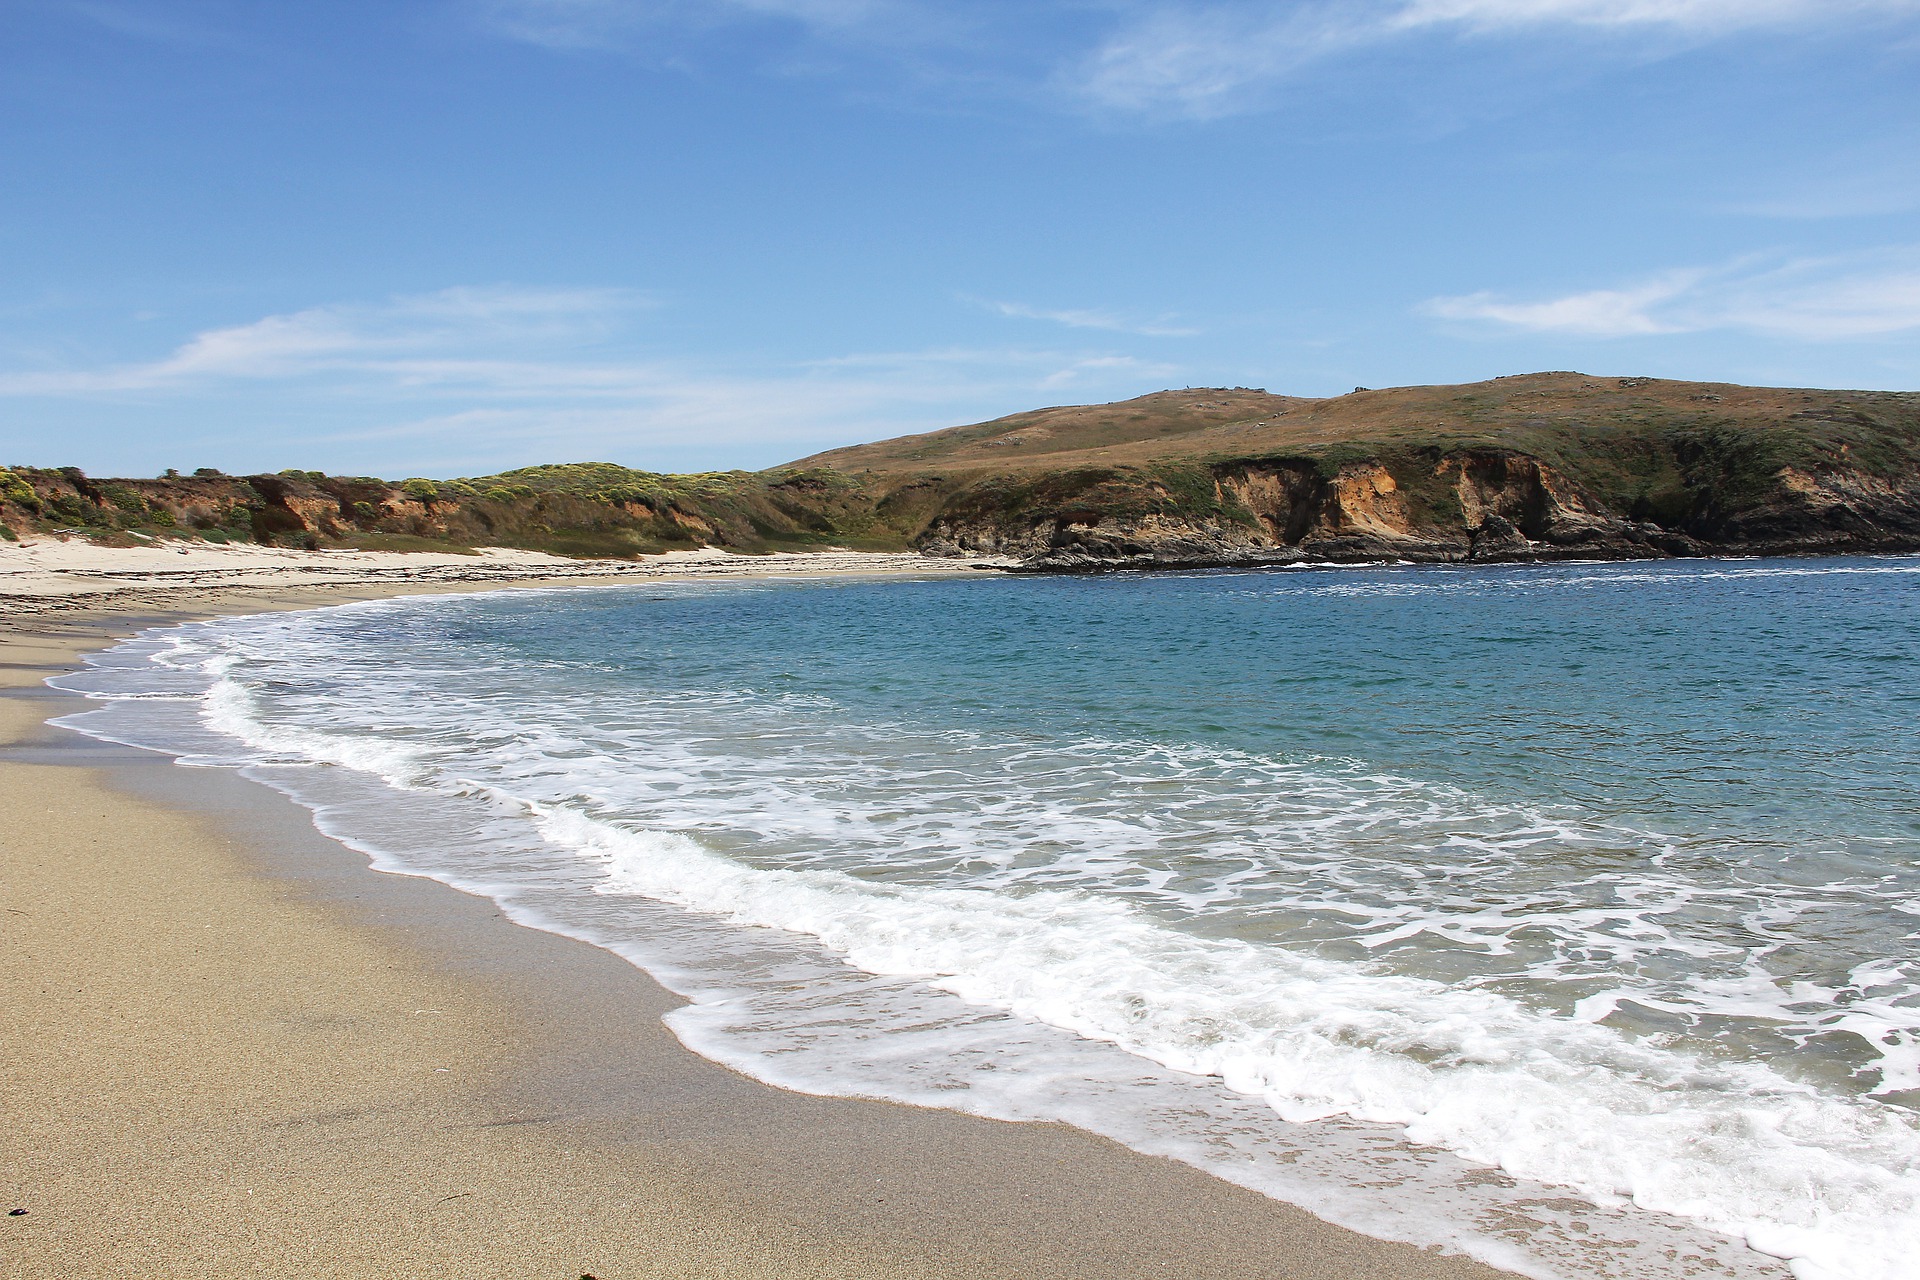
794,375,1910,475
789,372,1920,568
6,372,1918,569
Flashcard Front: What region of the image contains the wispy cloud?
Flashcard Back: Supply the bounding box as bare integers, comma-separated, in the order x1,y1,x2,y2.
791,343,1176,401
475,0,959,54
1067,0,1920,118
0,287,1176,469
1423,271,1705,336
969,296,1200,337
270,343,1176,470
1422,248,1920,339
1388,0,1912,33
0,287,647,394
1067,7,1356,118
476,0,1920,120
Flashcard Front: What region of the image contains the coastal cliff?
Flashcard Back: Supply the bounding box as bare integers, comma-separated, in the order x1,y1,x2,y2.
0,462,886,559
908,445,1920,570
797,372,1920,569
8,372,1919,569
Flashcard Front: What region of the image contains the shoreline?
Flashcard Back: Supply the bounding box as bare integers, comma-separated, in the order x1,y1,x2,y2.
1,572,1517,1278
0,539,1015,626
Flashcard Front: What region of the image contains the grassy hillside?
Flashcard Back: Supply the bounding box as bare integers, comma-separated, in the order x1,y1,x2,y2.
793,372,1920,488
7,372,1918,568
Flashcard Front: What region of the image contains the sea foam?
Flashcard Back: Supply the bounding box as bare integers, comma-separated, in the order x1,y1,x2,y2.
47,566,1920,1280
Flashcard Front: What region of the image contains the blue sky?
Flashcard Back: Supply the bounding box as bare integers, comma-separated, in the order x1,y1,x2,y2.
3,0,1918,477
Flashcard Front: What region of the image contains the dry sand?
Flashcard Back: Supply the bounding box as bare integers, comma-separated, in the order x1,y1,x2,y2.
0,536,1012,621
1,552,1516,1279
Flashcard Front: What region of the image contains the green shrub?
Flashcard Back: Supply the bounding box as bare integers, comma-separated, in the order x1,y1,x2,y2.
46,494,92,524
597,483,663,506
202,529,230,544
0,468,39,510
401,478,440,502
100,483,146,512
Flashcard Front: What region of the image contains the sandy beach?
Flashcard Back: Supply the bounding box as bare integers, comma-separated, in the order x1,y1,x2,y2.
1,543,1514,1279
0,537,1014,621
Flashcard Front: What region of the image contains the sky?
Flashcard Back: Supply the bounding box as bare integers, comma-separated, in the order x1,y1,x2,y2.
2,0,1918,478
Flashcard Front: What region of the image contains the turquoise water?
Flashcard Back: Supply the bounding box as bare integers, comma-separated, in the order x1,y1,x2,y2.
458,557,1920,1092
504,560,1920,858
53,556,1920,1280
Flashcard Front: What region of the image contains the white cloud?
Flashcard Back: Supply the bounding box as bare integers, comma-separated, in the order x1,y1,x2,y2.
1422,248,1920,340
1389,0,1907,32
476,0,947,53
0,287,645,393
476,0,1920,119
1719,259,1920,339
1423,270,1704,336
1067,0,1920,117
0,287,1177,468
1069,8,1340,118
235,344,1177,474
970,296,1200,337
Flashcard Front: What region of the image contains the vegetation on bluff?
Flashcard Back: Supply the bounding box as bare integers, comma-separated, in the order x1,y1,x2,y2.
0,461,927,557
5,373,1918,566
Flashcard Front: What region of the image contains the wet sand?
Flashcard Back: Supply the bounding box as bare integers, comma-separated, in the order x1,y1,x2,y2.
1,578,1516,1279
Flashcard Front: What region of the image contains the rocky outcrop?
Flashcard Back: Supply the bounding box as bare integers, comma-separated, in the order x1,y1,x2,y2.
915,446,1920,571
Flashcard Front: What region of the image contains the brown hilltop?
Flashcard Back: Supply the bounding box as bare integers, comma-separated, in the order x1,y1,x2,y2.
792,387,1310,472
790,372,1903,476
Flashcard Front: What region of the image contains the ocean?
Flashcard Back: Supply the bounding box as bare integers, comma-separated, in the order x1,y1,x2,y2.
51,556,1920,1280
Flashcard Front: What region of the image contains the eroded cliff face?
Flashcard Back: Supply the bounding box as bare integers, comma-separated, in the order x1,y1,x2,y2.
0,465,890,558
913,447,1920,570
